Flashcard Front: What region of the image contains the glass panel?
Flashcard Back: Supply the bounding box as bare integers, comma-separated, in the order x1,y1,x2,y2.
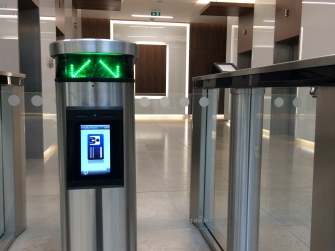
259,87,316,250
201,87,316,250
0,98,4,237
202,89,229,250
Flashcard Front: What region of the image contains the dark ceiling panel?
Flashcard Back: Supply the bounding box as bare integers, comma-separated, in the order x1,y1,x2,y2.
73,0,121,11
200,2,254,17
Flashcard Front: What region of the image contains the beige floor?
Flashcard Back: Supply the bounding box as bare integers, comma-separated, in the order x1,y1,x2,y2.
8,117,210,251
7,116,313,251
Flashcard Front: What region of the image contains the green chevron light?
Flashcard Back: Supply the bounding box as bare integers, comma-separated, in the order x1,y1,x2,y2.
71,59,91,78
99,60,120,78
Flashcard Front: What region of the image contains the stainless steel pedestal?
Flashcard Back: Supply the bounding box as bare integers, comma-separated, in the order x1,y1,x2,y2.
50,39,138,251
0,71,26,251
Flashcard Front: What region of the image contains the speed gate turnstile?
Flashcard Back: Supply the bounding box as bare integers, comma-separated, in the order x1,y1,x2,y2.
50,39,139,251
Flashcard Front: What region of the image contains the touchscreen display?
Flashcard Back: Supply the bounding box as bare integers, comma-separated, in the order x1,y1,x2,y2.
218,64,236,72
80,125,111,176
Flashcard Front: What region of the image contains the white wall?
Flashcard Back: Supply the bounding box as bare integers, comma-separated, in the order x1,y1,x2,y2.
39,0,57,151
112,21,189,115
224,16,238,120
0,0,19,73
251,0,276,130
293,1,335,142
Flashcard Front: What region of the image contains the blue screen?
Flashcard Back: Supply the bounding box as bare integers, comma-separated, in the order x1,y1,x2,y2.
80,125,111,176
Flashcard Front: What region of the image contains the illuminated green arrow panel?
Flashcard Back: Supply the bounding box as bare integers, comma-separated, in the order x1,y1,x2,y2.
55,54,134,79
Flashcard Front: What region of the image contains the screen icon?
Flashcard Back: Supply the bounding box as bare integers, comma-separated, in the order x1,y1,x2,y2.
88,134,104,160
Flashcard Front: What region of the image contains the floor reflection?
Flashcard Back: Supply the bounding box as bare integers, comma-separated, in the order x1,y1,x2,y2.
211,119,313,251
8,115,313,251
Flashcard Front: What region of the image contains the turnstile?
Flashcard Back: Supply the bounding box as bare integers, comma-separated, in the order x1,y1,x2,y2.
49,39,139,251
0,71,26,250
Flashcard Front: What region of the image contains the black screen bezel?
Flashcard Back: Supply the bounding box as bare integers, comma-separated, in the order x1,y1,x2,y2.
66,107,124,189
211,62,237,74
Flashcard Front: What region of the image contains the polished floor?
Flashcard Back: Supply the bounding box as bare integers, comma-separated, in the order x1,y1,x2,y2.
7,116,313,251
210,120,313,251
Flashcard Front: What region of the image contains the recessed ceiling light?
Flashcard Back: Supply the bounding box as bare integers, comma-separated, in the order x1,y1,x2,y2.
40,16,56,21
0,14,17,19
129,26,149,28
303,1,335,4
0,8,17,11
132,14,173,19
263,20,275,22
150,27,165,29
197,0,254,3
127,36,157,38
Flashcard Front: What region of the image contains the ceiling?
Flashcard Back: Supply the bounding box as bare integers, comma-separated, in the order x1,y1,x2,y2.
113,22,188,43
81,0,228,24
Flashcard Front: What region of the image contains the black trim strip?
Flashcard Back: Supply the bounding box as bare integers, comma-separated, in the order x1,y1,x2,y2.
55,77,135,83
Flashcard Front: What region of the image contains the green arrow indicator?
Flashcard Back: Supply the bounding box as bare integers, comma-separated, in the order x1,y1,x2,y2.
70,59,91,78
99,60,121,78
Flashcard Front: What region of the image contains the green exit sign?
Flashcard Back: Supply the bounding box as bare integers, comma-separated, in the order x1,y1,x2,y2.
151,11,160,16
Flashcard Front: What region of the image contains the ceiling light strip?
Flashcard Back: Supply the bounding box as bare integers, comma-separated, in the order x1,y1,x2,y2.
302,1,335,4
132,14,173,19
127,36,157,38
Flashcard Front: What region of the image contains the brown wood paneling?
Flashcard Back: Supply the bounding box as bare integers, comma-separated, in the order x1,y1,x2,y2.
190,22,227,50
81,18,110,39
189,49,226,93
200,2,254,16
73,0,120,11
55,0,65,36
238,10,254,53
32,0,39,7
18,0,38,10
274,0,302,42
135,45,166,95
189,22,227,94
237,50,252,69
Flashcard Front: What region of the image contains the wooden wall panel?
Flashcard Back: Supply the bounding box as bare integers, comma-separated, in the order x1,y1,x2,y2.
189,21,227,94
135,45,166,95
19,0,39,10
238,10,254,53
73,0,120,11
274,0,302,42
190,22,227,50
55,0,65,36
81,18,110,39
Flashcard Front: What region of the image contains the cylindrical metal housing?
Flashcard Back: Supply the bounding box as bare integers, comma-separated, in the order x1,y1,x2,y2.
227,88,264,251
50,39,138,251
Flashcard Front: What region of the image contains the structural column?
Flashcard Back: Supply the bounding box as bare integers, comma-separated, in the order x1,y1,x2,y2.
227,88,264,251
310,87,335,251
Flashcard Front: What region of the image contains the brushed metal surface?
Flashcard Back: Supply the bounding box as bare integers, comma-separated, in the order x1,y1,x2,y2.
0,98,4,236
0,71,25,79
310,87,335,251
55,82,69,251
12,85,27,237
1,86,26,238
227,88,264,251
69,189,97,251
0,233,14,251
193,54,335,81
65,82,122,107
102,187,127,250
189,88,208,222
122,83,137,251
57,81,136,251
49,39,139,62
203,89,219,230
